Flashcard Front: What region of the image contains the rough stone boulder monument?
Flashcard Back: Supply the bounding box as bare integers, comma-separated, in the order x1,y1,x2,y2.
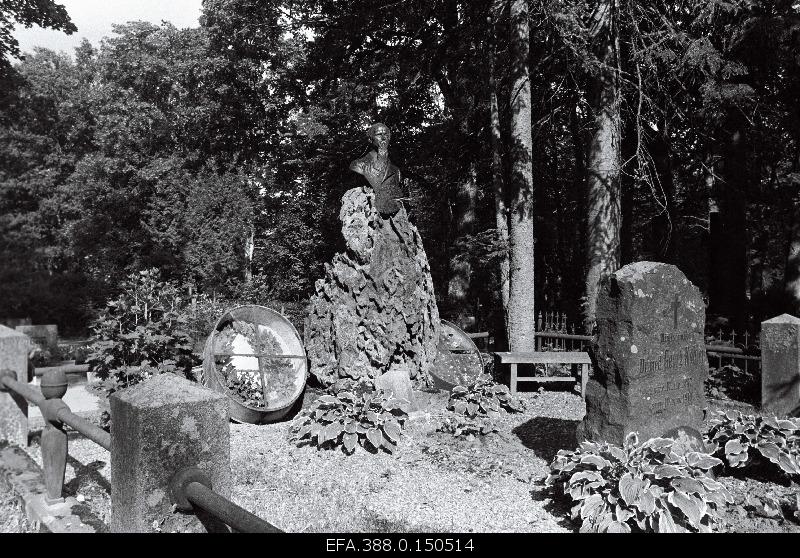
578,261,708,445
304,123,440,389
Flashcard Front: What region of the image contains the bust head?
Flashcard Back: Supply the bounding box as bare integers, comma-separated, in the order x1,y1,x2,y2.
368,123,390,152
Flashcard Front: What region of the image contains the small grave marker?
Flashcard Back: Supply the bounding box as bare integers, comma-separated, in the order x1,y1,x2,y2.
15,324,58,353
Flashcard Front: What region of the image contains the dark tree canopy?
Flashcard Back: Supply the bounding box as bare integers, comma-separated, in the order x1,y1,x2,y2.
0,0,798,339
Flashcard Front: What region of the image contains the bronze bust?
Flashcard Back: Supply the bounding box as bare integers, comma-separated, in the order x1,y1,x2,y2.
349,123,408,217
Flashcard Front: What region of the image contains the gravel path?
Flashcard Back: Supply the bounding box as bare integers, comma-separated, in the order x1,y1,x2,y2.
0,472,32,533
227,388,586,532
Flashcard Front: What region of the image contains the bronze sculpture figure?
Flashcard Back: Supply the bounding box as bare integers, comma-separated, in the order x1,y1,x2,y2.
349,123,409,217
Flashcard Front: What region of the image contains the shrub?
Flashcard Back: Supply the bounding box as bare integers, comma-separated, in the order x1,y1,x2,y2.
705,410,800,477
289,380,410,454
182,292,230,349
704,364,759,405
64,343,92,364
183,293,307,349
546,433,733,532
86,269,197,394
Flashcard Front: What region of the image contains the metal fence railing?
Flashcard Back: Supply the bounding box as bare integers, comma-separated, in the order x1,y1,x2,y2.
530,310,763,375
170,467,281,533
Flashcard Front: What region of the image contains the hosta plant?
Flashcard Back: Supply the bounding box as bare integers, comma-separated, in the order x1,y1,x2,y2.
705,410,800,476
448,377,525,418
289,381,409,454
438,413,498,438
439,377,525,438
546,433,733,532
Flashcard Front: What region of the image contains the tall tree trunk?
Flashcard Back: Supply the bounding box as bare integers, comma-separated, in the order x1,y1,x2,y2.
489,11,510,333
447,161,477,328
710,111,749,330
583,0,622,330
440,3,478,329
507,0,536,351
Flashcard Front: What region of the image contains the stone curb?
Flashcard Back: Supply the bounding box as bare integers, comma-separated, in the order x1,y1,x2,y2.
0,442,107,533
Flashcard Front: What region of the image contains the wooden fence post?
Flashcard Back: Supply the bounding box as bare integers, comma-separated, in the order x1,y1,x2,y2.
39,370,69,504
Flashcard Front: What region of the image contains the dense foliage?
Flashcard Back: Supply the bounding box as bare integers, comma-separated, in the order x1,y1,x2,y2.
289,380,410,454
705,410,800,477
1,0,798,339
547,433,732,533
86,269,197,394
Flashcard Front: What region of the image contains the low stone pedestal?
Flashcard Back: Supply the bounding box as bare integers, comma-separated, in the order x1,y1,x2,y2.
110,374,230,533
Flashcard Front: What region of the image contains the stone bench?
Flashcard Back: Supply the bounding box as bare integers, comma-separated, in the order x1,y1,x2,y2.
493,351,591,399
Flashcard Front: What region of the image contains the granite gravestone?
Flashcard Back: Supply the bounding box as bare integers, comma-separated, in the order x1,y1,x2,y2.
761,314,800,417
578,262,708,445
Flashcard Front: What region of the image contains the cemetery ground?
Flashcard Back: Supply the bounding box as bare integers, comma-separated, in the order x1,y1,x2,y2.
9,369,800,533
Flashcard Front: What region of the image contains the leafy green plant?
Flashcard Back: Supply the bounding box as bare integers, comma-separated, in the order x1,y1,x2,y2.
289,380,410,454
59,343,92,364
448,377,525,417
439,377,525,438
438,414,497,437
87,269,197,394
705,410,800,476
704,364,759,405
182,292,231,349
29,346,57,367
546,433,733,532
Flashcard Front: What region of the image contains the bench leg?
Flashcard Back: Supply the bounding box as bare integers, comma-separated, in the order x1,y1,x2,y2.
581,364,588,401
510,363,518,394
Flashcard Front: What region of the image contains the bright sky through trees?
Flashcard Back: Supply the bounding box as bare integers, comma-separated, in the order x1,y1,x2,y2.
13,0,202,57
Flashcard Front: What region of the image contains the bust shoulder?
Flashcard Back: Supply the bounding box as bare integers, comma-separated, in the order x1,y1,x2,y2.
349,151,376,175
